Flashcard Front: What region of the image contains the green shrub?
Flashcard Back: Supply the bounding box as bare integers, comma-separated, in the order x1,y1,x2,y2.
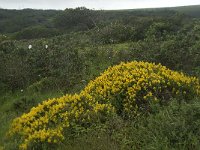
110,98,200,150
92,23,136,44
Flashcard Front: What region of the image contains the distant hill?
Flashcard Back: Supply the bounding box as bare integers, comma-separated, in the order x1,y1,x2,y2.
0,9,61,33
119,5,200,18
0,5,199,39
170,5,200,18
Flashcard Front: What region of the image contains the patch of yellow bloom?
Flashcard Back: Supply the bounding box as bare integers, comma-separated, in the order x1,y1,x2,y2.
8,61,200,149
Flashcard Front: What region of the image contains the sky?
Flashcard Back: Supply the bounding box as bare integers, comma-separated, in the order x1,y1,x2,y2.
0,0,200,10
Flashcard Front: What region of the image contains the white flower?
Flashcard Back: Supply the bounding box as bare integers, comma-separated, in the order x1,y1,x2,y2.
21,89,23,92
45,45,48,49
28,45,32,49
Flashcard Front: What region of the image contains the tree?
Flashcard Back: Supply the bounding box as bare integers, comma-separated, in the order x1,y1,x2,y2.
54,7,99,31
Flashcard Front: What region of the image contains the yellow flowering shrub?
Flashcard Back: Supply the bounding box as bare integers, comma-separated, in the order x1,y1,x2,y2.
9,61,200,149
84,61,200,115
9,94,114,150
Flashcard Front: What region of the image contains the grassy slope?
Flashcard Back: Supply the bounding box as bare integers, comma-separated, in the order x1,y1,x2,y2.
0,41,152,147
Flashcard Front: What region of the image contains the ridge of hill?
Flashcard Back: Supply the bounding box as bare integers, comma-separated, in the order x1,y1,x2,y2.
0,5,200,37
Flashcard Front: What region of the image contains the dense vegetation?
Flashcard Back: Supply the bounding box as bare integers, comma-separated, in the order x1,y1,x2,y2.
8,61,200,150
0,5,200,39
0,5,200,150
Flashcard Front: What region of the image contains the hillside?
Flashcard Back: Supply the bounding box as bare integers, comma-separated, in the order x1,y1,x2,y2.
172,5,200,18
0,5,200,150
116,5,200,18
0,9,61,33
0,5,200,39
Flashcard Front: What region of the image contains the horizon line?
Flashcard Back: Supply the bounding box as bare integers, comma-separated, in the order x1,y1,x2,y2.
0,4,199,11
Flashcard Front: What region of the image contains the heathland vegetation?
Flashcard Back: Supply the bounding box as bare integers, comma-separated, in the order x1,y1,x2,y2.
0,5,200,150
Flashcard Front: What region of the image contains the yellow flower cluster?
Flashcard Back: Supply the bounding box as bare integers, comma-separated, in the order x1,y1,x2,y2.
9,61,200,149
9,93,114,149
84,61,200,114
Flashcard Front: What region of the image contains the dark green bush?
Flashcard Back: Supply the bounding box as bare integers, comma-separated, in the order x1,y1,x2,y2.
54,7,98,31
92,23,136,44
13,26,60,40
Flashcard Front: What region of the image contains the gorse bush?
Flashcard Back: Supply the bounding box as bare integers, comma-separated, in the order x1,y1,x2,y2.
8,61,200,149
9,94,114,150
84,61,200,116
